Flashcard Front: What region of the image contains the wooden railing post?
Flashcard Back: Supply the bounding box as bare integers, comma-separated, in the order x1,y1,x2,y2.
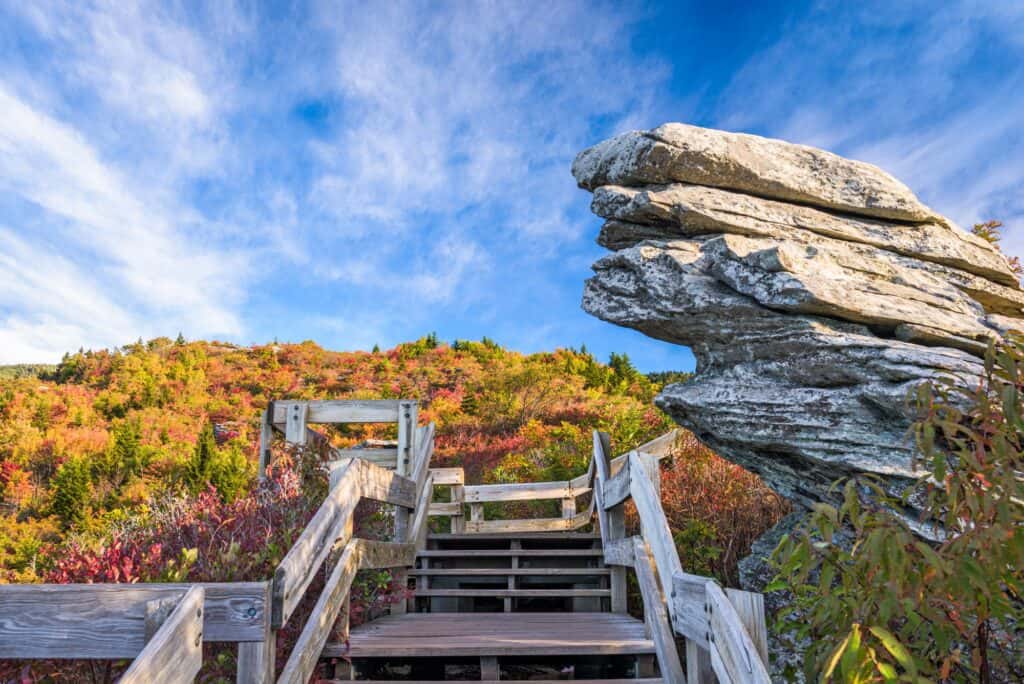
594,431,627,613
258,402,274,480
283,402,308,445
392,401,417,616
451,479,465,532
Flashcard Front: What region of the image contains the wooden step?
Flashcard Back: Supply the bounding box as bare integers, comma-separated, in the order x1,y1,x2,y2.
324,612,654,658
428,532,601,541
411,567,610,576
323,680,663,683
412,588,610,598
418,549,603,558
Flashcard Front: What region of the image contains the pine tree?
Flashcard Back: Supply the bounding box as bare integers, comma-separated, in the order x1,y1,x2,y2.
185,422,218,492
175,332,186,345
51,457,91,528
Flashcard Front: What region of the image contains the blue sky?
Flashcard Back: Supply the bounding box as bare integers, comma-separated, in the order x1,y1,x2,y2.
1,1,1022,372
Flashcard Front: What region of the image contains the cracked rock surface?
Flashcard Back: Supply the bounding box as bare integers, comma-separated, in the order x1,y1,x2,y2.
574,123,1023,522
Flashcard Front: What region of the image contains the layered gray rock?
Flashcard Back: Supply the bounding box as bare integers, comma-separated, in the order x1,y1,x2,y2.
573,123,947,223
574,123,1023,537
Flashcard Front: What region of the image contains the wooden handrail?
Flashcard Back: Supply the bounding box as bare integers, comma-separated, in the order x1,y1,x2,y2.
592,430,771,684
273,403,437,683
0,400,433,684
120,585,205,684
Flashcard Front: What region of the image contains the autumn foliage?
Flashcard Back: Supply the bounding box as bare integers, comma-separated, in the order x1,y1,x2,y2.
0,335,785,681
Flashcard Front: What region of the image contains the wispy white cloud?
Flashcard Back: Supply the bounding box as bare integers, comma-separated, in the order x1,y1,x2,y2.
0,2,252,363
713,0,1024,252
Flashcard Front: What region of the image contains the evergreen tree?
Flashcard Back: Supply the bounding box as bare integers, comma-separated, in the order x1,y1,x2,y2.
51,457,91,528
186,422,218,491
100,418,146,485
175,332,186,345
209,443,253,503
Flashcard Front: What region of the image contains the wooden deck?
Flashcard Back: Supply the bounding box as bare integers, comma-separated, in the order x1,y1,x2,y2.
325,613,655,658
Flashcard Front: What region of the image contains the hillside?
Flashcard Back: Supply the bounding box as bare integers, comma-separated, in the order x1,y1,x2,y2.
0,337,788,679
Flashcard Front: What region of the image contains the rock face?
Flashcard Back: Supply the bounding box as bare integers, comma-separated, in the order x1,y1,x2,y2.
574,123,1024,516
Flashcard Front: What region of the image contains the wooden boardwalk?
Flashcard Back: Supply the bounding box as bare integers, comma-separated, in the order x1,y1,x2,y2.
0,399,773,683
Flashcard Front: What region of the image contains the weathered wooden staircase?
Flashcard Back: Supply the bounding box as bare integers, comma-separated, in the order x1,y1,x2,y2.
0,399,772,683
325,531,658,681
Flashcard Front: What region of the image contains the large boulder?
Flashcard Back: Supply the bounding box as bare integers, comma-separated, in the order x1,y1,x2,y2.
574,123,1023,544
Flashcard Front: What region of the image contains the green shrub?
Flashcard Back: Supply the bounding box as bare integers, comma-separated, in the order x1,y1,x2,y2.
770,339,1024,682
50,457,92,528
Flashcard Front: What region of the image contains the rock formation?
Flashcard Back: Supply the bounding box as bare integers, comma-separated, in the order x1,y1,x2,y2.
573,123,1024,517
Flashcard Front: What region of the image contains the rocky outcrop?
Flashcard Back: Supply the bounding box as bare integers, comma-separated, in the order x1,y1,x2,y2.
574,123,1024,516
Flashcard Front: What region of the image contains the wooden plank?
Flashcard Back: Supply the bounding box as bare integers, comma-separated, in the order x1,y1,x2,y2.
273,400,401,424
277,543,360,684
670,572,710,647
409,474,435,552
355,458,416,508
238,639,275,684
329,612,655,658
430,467,464,485
706,582,772,683
686,639,715,684
0,582,268,657
463,480,586,503
636,451,661,500
395,400,417,476
353,539,416,569
603,536,637,567
273,460,358,628
629,454,682,605
418,549,603,558
335,447,397,464
561,497,576,519
726,588,769,668
410,567,612,576
336,680,664,683
258,404,274,479
469,503,484,523
328,680,664,684
634,429,679,460
568,507,593,530
413,589,610,598
592,431,614,542
632,539,684,684
283,402,308,445
429,501,461,516
120,586,204,684
411,422,435,495
144,595,180,642
452,482,466,533
464,517,576,534
602,457,631,509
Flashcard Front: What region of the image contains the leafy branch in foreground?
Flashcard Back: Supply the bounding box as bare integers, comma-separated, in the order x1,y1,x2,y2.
770,338,1024,682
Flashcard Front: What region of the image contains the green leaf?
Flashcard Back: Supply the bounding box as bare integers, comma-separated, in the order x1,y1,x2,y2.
868,626,917,675
821,630,853,682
